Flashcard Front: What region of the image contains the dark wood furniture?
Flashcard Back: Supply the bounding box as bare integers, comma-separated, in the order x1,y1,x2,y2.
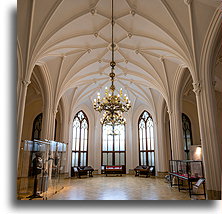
169,160,206,199
75,166,94,178
104,165,125,176
134,165,154,177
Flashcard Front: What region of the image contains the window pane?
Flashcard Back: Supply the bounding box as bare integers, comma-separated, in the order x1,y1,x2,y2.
102,124,125,167
72,152,78,167
182,114,193,159
72,152,75,167
80,132,84,151
148,152,151,166
139,128,143,150
83,153,86,166
76,127,80,151
187,138,191,148
84,139,87,151
103,153,107,165
139,111,155,166
108,153,112,165
152,152,155,166
80,152,86,166
103,140,107,151
72,111,88,167
120,153,125,165
108,139,113,151
115,153,120,165
114,135,120,151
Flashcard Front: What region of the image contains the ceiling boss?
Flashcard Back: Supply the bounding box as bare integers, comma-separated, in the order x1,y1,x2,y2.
93,0,131,125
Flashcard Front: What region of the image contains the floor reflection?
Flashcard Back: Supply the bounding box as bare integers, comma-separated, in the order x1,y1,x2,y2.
49,175,193,200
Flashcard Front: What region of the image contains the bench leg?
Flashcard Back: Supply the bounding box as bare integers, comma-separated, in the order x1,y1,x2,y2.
178,177,180,191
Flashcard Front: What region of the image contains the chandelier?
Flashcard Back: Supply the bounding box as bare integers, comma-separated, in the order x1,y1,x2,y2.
93,0,131,125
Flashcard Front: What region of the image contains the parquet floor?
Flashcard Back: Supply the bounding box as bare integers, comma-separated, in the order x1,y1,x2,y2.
49,175,192,200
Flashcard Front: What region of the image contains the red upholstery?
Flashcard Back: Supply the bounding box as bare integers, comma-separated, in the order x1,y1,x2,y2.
106,166,122,170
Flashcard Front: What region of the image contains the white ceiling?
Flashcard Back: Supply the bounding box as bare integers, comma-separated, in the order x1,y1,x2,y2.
18,0,221,111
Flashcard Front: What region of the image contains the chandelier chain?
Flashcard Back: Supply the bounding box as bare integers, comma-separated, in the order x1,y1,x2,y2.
93,0,131,125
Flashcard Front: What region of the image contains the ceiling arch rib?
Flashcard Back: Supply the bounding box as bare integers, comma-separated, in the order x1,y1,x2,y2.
41,33,108,57
160,0,192,62
61,50,110,83
55,47,166,94
117,43,185,65
35,0,191,65
32,0,64,59
63,61,160,93
117,80,152,105
129,9,190,63
35,8,93,59
115,20,181,53
32,0,205,113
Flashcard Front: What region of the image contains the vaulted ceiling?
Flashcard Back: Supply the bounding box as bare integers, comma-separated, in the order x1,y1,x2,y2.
18,0,221,113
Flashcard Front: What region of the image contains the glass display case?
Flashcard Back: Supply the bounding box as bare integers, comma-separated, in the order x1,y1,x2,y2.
169,160,205,198
17,140,67,200
169,160,204,179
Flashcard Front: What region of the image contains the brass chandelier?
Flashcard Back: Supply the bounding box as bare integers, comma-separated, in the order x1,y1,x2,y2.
93,0,131,125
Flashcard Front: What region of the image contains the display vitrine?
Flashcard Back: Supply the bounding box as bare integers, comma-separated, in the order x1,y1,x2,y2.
169,160,206,198
17,140,67,200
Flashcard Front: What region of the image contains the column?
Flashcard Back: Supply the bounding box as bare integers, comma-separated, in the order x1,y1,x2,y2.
93,113,101,173
67,119,73,177
60,113,69,174
41,106,56,140
193,82,221,199
41,106,57,179
168,108,185,160
17,79,31,169
156,118,169,176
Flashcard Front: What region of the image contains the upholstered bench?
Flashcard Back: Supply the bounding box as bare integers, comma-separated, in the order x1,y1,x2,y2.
104,165,124,176
77,166,94,178
134,165,153,178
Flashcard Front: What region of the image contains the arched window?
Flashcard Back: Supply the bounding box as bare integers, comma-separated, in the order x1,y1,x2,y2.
71,111,89,167
32,113,42,140
138,111,155,167
182,113,193,160
102,124,126,170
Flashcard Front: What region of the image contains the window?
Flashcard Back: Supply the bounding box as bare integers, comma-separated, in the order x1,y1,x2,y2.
102,124,126,169
182,113,193,160
138,111,155,167
32,113,43,140
71,111,88,167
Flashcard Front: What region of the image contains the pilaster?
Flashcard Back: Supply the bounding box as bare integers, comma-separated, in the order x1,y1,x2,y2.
193,81,221,199
168,107,185,160
17,79,31,168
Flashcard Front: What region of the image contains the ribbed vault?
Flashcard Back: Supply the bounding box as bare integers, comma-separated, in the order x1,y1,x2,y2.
17,0,221,111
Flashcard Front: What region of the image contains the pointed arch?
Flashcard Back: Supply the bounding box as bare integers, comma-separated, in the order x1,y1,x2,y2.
138,110,155,169
71,110,89,167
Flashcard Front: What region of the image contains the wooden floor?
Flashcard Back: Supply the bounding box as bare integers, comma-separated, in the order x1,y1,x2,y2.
49,175,193,200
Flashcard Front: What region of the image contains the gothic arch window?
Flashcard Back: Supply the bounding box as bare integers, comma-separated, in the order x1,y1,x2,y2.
101,124,126,171
182,113,193,160
32,113,43,140
71,111,89,167
138,111,155,167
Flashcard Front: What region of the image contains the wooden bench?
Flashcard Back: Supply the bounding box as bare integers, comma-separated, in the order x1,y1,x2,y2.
134,166,154,177
76,166,94,178
104,165,124,176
